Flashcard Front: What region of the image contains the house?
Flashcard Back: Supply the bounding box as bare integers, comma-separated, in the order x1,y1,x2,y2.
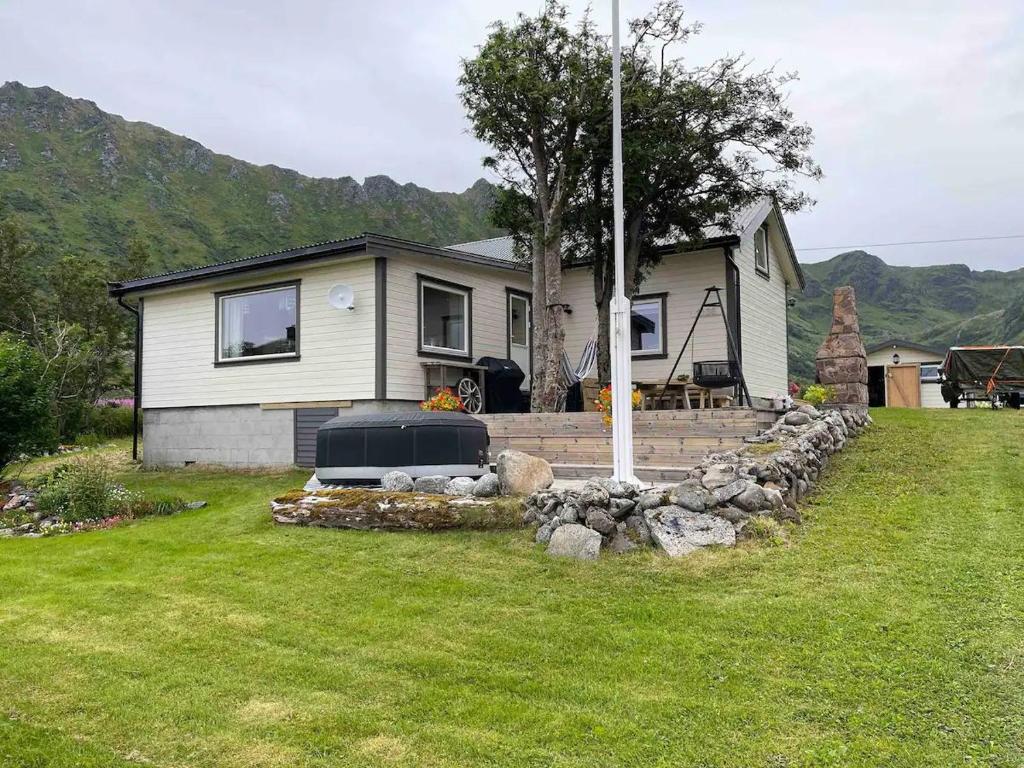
865,339,947,408
108,198,803,468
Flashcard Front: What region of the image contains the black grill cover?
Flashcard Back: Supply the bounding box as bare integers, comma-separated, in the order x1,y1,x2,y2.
692,360,741,389
476,357,526,413
316,411,489,475
941,347,1024,395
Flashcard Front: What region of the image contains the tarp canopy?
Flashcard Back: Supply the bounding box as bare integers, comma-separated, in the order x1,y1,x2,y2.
941,346,1024,395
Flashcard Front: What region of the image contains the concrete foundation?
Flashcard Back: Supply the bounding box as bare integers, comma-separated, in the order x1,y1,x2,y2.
141,400,429,468
142,405,295,468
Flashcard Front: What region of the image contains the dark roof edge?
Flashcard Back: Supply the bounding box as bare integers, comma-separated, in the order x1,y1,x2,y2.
768,200,806,291
866,338,946,357
108,233,524,296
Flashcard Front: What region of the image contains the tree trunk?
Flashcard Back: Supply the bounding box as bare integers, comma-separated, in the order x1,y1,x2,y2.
529,231,548,412
534,234,566,412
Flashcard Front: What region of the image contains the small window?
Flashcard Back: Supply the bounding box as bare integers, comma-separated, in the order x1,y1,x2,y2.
754,226,770,277
920,364,941,383
631,296,665,356
509,294,528,346
217,283,298,363
420,279,469,356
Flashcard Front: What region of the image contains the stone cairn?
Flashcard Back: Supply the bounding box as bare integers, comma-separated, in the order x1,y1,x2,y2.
815,286,869,412
524,405,872,560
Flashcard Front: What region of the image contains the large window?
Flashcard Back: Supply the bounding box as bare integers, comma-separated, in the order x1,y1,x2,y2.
630,295,666,357
754,225,770,277
216,282,299,364
420,277,470,357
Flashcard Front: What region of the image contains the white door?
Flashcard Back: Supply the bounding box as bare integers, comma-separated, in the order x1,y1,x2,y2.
508,293,531,390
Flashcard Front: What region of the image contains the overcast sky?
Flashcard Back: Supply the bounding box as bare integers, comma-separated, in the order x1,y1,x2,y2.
2,0,1022,270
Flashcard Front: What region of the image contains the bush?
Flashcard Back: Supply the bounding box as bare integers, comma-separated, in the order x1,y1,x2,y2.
83,403,136,439
802,384,836,407
35,457,136,523
0,334,57,466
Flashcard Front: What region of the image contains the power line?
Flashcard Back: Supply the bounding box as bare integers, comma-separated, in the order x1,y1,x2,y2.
797,233,1024,252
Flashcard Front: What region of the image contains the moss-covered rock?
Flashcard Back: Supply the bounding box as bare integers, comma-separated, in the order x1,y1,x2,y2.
270,489,525,532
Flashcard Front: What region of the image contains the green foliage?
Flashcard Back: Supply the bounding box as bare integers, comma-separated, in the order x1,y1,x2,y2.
82,403,135,438
802,383,836,406
0,334,56,466
0,82,502,277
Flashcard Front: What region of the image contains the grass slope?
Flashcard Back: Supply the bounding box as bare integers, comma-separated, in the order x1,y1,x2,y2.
0,82,501,273
1,407,1024,766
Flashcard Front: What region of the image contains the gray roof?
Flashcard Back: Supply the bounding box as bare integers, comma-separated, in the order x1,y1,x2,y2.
446,197,805,289
446,235,522,264
109,232,523,296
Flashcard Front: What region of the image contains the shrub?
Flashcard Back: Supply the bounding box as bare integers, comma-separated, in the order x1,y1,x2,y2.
0,334,57,466
802,384,836,407
83,402,136,438
35,457,138,523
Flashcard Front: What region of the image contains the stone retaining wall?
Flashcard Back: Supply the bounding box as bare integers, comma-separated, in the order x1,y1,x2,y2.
526,405,872,559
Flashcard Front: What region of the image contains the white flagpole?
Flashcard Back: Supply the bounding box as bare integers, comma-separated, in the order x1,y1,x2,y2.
609,0,636,483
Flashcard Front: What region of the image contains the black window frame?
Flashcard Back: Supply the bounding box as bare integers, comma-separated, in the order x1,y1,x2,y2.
417,274,473,361
213,279,301,367
754,224,771,279
630,292,669,360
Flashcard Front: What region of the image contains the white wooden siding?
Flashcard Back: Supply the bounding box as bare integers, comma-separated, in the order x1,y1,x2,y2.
737,210,792,398
561,249,729,383
384,253,531,401
141,258,377,408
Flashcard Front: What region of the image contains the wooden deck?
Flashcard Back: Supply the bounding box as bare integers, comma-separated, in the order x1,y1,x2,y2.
477,408,763,482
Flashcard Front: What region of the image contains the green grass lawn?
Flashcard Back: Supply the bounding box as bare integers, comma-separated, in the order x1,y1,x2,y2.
1,409,1022,767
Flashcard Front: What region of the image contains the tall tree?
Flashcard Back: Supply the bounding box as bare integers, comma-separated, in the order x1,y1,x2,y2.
585,1,821,380
460,1,605,411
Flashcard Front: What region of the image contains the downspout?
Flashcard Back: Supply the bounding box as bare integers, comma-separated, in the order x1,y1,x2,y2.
116,294,142,462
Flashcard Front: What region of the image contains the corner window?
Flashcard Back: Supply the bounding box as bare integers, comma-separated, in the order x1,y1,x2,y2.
420,278,470,356
754,225,770,277
631,295,666,356
216,282,299,363
920,364,941,383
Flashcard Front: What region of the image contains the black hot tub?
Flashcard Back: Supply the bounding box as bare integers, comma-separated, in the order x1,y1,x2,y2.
315,411,490,483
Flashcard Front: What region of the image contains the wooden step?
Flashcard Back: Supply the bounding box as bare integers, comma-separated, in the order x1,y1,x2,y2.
548,463,694,482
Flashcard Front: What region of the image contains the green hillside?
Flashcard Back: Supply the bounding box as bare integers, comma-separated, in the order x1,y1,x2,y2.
789,251,1024,382
0,81,501,273
2,81,1020,384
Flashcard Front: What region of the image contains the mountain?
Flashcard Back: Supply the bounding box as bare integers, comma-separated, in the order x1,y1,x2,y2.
789,250,1024,382
0,81,502,273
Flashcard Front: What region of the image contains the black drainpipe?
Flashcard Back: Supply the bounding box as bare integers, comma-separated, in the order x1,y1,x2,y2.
116,295,142,462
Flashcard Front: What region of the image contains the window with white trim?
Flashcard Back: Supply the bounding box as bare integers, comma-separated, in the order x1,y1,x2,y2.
217,283,298,362
420,280,469,356
754,225,770,277
630,296,665,356
920,364,941,383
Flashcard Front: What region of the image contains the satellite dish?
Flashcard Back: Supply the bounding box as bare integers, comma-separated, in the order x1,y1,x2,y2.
327,284,355,311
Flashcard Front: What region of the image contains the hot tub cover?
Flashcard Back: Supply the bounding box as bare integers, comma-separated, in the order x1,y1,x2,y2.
315,410,490,482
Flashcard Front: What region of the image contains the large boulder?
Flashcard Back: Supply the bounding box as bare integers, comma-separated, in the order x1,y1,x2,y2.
497,450,554,496
547,523,602,560
644,506,736,557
